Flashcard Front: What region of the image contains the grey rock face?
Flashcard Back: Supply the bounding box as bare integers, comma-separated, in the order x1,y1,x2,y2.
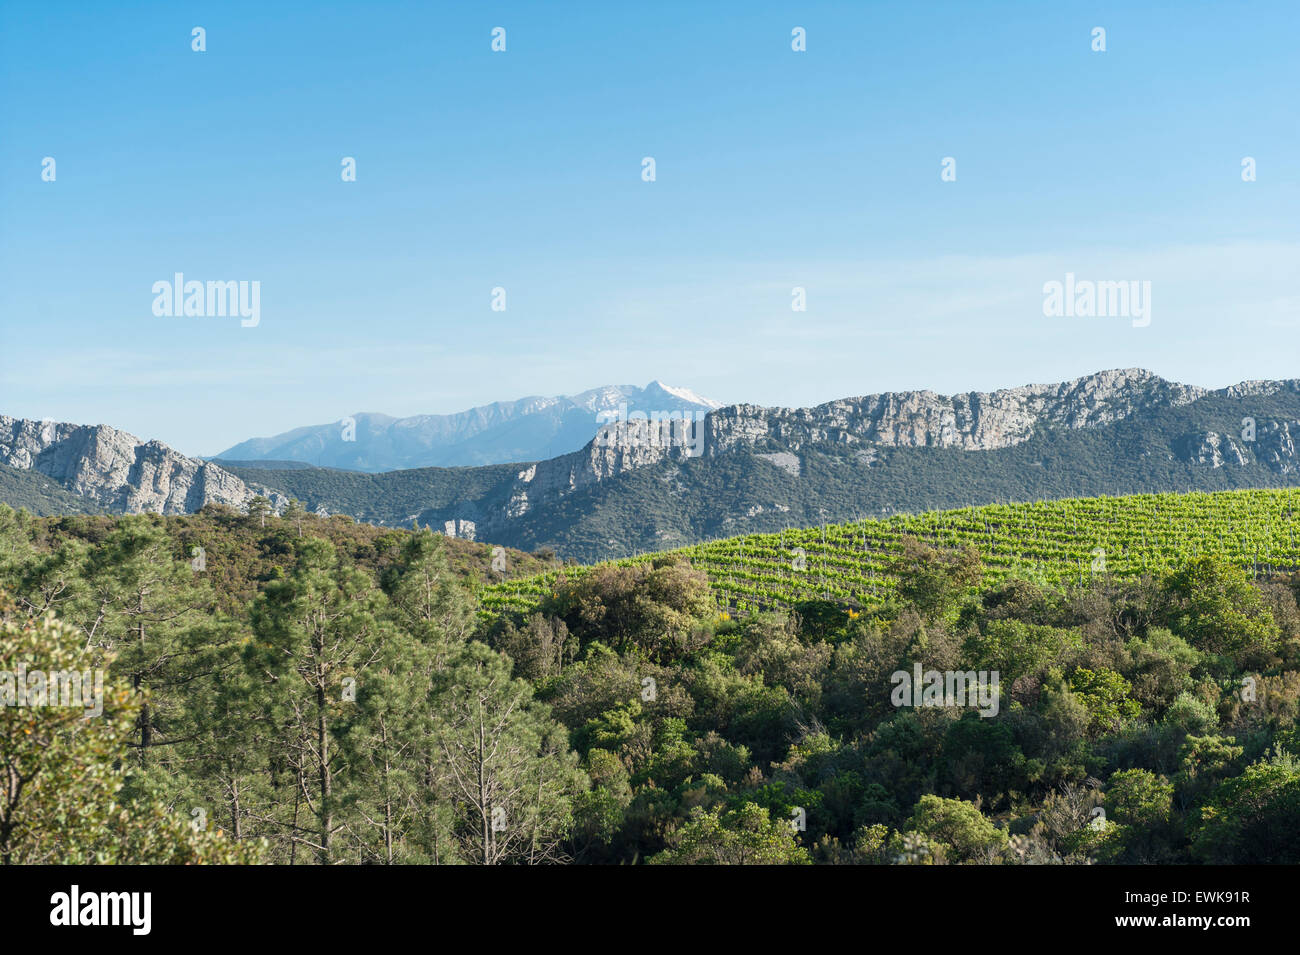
703,368,1203,456
0,416,284,515
1253,421,1298,473
1173,419,1300,473
756,452,801,476
543,369,1199,483
1174,432,1249,469
490,369,1206,521
500,416,705,517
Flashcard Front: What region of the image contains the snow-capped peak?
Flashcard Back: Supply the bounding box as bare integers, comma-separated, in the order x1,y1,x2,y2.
647,381,724,409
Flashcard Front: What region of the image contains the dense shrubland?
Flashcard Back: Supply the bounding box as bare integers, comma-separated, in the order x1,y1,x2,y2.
2,498,1299,864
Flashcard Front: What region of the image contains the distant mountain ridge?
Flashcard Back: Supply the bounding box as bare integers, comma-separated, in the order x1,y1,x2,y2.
225,369,1300,560
7,369,1300,562
214,381,724,471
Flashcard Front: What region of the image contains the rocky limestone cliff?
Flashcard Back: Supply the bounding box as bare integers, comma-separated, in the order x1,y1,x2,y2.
705,368,1204,455
0,416,285,515
495,370,1300,521
504,415,706,517
499,369,1208,516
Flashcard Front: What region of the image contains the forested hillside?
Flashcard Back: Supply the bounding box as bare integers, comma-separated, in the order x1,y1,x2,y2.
3,493,1299,865
217,460,523,530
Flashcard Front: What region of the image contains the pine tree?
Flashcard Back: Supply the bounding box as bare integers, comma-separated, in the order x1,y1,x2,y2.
382,529,478,662
430,641,587,864
247,537,393,863
67,517,217,768
246,495,273,529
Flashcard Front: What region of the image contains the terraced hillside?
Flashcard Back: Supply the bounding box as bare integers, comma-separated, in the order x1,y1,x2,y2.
481,488,1300,617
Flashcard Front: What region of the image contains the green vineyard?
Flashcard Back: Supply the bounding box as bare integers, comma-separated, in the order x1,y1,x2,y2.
481,488,1300,617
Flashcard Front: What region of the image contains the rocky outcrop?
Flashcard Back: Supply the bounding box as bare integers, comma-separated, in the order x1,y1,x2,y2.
1252,421,1299,473
1173,420,1300,473
502,415,705,516
0,416,285,515
1173,432,1250,469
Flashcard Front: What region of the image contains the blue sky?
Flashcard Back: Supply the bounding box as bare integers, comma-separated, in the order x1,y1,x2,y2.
1,0,1296,456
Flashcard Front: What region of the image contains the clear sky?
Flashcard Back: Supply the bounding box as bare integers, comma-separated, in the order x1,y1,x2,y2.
1,1,1296,457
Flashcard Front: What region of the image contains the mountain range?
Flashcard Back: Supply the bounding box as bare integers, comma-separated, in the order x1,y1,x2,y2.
4,369,1299,562
214,381,723,471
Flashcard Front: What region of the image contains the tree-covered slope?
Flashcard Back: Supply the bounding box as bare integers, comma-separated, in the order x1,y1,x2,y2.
0,464,101,515
218,461,523,529
6,495,1300,866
